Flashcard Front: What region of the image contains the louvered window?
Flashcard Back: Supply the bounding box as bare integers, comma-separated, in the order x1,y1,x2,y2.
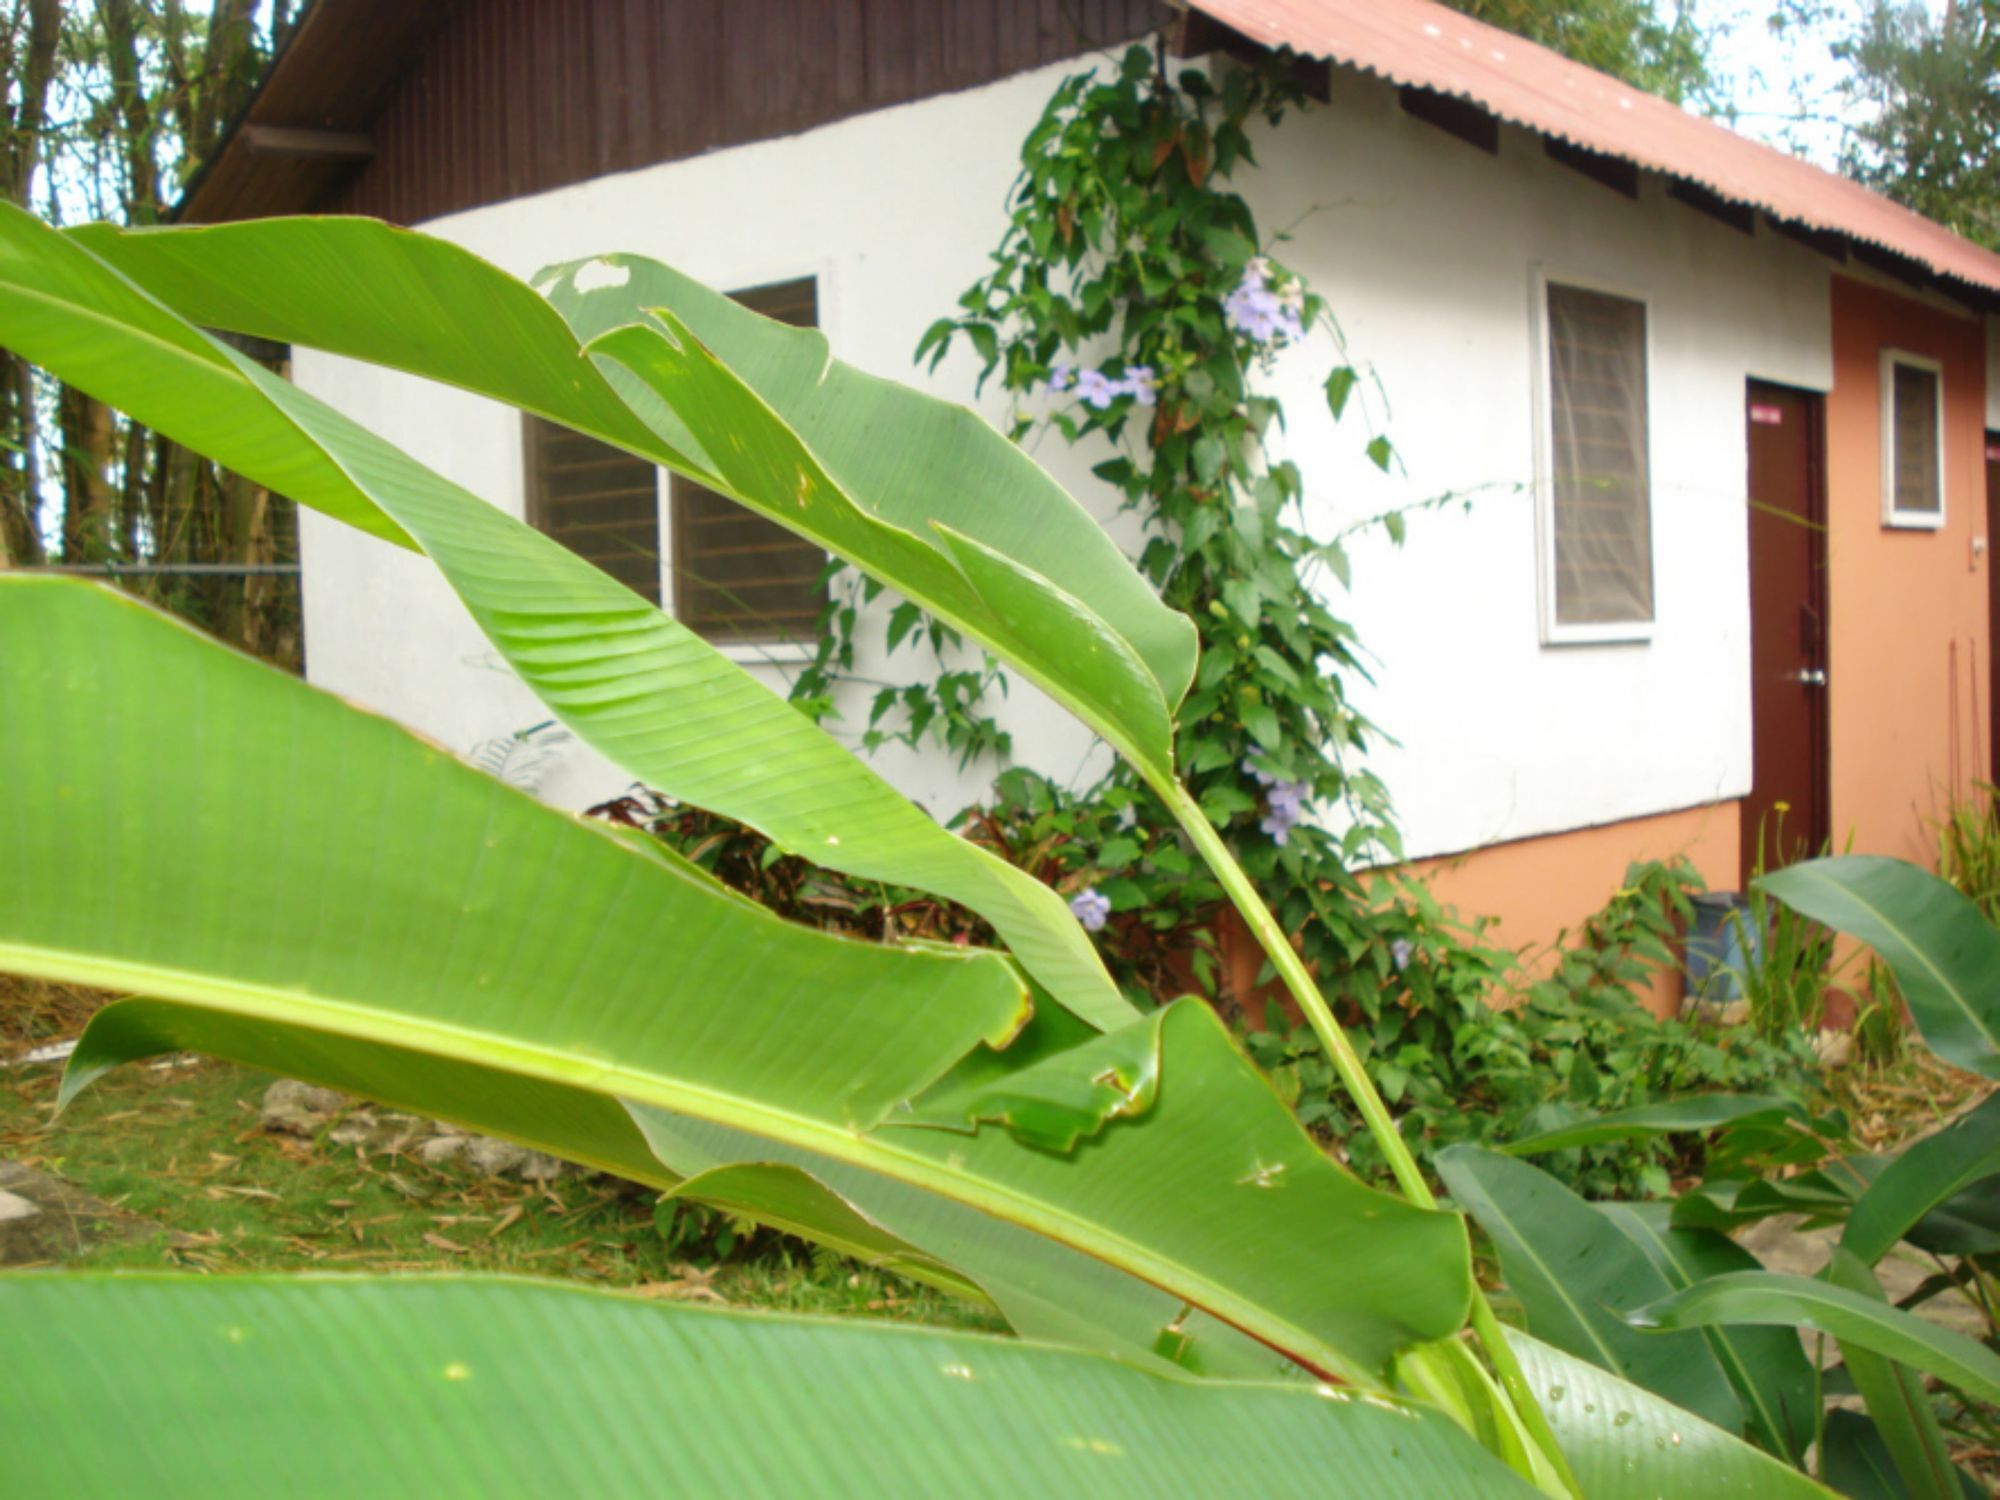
524,418,662,604
523,277,827,645
1545,281,1654,634
1882,350,1944,527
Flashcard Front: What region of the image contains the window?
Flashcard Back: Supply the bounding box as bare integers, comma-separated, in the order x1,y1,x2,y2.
523,277,827,647
523,417,663,604
1882,350,1944,528
1540,279,1654,640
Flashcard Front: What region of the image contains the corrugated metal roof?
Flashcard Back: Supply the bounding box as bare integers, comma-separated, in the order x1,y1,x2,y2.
1190,0,2000,299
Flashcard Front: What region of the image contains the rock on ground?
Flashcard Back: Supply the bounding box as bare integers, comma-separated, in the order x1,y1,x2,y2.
258,1079,581,1181
0,1159,167,1265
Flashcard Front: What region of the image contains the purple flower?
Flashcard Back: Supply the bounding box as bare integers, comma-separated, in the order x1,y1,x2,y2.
1069,887,1112,932
1225,262,1309,348
1118,365,1157,406
1390,938,1415,971
1242,757,1277,788
1258,778,1311,847
1047,361,1075,393
1224,278,1283,341
1074,368,1118,410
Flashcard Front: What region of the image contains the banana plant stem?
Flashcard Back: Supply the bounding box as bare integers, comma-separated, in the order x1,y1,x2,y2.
1156,777,1580,1497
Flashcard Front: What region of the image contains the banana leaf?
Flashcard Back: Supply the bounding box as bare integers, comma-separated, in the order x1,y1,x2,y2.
1757,857,2000,1078
3,577,1471,1384
1823,1248,1963,1500
69,214,1197,777
0,1274,1535,1498
1437,1146,1742,1432
1631,1269,2000,1407
1507,1332,1835,1498
1598,1201,1816,1464
1844,1093,2000,1266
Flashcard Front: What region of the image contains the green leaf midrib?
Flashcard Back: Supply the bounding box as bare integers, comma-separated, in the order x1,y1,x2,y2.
29,946,1367,1384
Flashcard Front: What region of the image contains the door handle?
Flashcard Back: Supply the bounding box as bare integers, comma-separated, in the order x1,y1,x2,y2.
1789,668,1828,686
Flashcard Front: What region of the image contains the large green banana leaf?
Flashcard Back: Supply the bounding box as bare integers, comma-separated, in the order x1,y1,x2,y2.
0,199,1133,1033
67,992,1285,1379
69,214,1197,777
1597,1201,1816,1465
1844,1093,2000,1267
1631,1270,2000,1407
1502,1095,1808,1157
3,578,1470,1383
1758,856,2000,1078
1823,1248,1964,1500
0,1275,1537,1498
632,1105,1291,1381
1437,1146,1743,1432
1507,1332,1837,1498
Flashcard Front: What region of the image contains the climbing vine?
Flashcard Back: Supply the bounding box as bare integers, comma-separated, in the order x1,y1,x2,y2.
799,43,1402,934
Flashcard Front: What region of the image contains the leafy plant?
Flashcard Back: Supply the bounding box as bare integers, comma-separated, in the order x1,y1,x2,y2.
0,201,1854,1493
1937,782,2000,925
1725,814,1838,1042
1255,859,1823,1199
1451,856,2000,1495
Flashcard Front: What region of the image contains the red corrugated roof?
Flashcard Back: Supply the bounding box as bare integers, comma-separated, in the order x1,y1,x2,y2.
1190,0,2000,298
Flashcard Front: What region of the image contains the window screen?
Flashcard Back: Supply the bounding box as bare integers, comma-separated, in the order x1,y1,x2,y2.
1547,283,1654,627
523,278,827,645
670,278,826,645
1888,358,1942,519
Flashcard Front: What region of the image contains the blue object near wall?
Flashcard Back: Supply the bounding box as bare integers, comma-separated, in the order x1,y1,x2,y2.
1685,892,1761,1006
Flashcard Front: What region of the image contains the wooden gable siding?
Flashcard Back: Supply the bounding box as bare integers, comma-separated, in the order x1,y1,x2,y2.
334,0,1171,226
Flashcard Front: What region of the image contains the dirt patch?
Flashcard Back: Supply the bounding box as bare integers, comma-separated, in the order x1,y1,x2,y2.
0,973,116,1052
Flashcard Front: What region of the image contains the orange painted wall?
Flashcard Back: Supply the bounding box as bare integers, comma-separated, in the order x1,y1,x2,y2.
1825,277,1990,864
1414,800,1742,1017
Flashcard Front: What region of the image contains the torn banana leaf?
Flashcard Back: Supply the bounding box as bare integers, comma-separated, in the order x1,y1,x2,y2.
0,202,1132,1032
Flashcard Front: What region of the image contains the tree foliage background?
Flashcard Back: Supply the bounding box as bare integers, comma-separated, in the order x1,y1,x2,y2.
1836,0,2000,248
1438,0,1716,101
0,0,302,661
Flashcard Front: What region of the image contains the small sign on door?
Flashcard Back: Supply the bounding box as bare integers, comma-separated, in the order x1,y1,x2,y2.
1750,404,1785,426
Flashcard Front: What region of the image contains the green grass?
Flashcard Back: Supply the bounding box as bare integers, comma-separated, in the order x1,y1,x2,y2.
0,1047,1002,1331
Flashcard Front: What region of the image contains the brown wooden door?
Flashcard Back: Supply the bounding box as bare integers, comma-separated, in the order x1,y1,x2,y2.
1744,381,1830,878
1988,433,2000,783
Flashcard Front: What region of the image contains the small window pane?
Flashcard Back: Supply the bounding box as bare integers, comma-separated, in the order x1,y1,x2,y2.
1547,283,1653,627
1890,360,1941,516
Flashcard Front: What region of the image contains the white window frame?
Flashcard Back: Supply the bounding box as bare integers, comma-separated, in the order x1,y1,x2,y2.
1880,348,1946,530
1528,264,1658,646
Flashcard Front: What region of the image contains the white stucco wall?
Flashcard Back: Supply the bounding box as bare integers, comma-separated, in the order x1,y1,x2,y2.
294,54,1835,859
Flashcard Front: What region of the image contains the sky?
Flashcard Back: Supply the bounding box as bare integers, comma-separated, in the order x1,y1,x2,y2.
1702,0,1951,165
